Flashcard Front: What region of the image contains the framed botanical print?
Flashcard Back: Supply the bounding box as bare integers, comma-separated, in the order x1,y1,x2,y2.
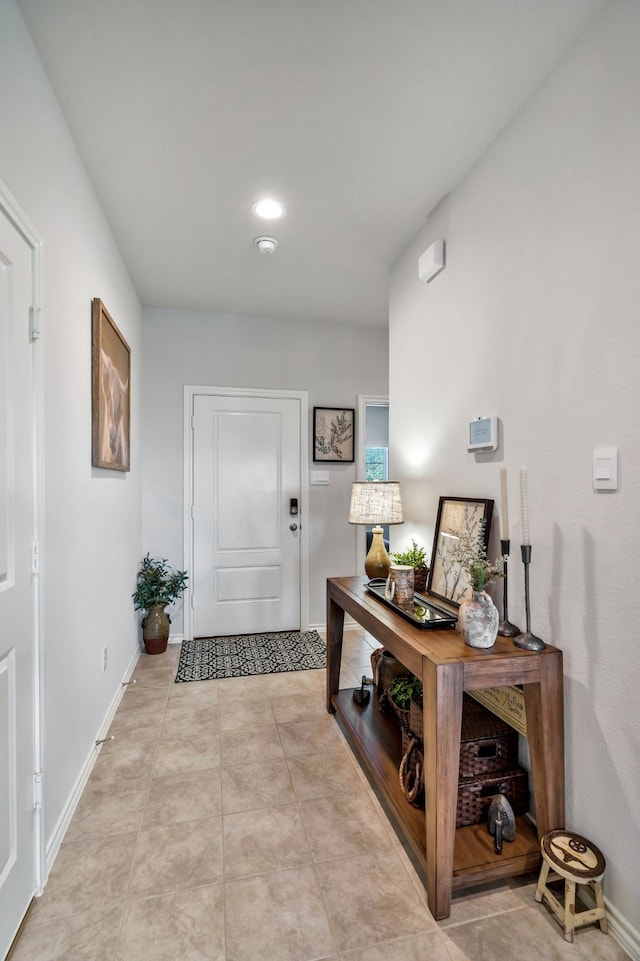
427,496,494,606
313,407,355,462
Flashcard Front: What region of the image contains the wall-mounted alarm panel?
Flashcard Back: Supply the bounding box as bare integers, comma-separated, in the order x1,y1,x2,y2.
468,415,498,453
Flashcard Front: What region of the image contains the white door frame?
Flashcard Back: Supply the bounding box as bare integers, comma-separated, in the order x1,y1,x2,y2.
0,181,45,898
183,385,309,640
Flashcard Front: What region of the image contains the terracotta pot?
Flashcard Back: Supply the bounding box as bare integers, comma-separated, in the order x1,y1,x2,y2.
141,602,170,654
458,591,499,649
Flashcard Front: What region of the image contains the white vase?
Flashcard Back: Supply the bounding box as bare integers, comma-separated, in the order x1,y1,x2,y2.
458,590,499,649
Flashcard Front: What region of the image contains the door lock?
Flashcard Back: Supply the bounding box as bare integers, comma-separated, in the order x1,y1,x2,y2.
289,498,298,516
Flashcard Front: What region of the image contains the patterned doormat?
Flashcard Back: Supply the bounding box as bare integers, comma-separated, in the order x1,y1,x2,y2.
175,629,326,683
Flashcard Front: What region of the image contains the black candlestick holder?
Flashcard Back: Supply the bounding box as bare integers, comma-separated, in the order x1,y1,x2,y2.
497,539,521,637
514,544,545,650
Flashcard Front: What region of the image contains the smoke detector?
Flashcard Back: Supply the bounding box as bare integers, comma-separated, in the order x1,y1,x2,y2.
254,235,278,254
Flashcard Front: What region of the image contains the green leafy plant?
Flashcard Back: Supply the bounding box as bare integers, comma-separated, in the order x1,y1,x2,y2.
132,554,189,611
449,519,504,592
389,673,423,710
390,539,428,570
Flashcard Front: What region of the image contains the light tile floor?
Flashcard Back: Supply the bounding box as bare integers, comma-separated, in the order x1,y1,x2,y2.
9,629,631,961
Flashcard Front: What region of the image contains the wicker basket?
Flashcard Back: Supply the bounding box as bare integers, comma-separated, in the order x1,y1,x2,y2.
456,768,529,827
414,567,429,593
459,695,518,779
388,693,411,731
409,698,423,738
408,694,517,776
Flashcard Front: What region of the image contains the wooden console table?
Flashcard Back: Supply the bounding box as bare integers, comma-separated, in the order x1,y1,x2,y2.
326,576,565,920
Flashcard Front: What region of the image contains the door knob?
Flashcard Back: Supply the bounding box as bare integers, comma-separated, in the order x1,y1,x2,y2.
289,522,298,531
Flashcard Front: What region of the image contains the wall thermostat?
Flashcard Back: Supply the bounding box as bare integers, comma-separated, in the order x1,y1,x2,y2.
468,415,498,453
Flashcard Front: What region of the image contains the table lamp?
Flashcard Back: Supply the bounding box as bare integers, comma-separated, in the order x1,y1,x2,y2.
348,481,404,580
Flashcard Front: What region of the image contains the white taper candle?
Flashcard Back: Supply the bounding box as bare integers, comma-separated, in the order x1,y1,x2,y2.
499,467,509,540
520,465,530,544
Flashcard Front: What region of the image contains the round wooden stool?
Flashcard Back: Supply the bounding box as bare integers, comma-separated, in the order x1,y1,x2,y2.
535,830,608,943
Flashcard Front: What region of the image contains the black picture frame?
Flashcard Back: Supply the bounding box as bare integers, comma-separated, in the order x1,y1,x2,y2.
427,497,494,607
313,407,355,462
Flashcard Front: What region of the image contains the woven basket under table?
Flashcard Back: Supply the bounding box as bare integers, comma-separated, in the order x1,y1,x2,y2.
456,768,529,827
459,695,518,778
409,694,518,779
387,693,411,731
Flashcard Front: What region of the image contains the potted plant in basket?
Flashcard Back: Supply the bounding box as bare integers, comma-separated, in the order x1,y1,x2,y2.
390,539,429,592
133,554,188,654
388,673,423,730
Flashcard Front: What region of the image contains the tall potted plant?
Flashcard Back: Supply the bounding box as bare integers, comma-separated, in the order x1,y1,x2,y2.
133,554,188,654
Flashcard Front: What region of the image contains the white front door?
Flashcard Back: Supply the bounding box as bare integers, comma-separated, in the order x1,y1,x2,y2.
0,206,38,957
191,391,303,637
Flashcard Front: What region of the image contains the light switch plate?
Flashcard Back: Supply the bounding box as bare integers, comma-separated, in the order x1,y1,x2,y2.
593,447,618,491
311,470,330,485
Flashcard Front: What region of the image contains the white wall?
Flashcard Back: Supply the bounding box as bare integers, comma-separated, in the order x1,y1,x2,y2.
142,308,388,628
0,1,142,852
390,0,640,942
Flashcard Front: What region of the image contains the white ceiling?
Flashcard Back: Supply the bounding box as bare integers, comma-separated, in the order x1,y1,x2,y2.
18,0,605,327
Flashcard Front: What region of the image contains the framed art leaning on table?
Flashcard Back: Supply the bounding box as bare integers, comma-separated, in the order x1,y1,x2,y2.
427,496,494,607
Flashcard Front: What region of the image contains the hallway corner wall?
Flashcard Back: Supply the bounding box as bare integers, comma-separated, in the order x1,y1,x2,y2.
390,0,640,940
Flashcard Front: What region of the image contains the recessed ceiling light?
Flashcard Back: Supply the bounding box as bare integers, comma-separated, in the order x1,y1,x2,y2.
254,235,278,254
252,198,286,220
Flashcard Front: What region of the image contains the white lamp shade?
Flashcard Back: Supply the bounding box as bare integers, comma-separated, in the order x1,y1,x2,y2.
348,482,404,525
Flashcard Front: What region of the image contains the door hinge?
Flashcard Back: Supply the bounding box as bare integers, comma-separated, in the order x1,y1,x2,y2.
190,593,195,608
32,539,41,574
30,306,41,341
33,772,43,809
191,504,195,519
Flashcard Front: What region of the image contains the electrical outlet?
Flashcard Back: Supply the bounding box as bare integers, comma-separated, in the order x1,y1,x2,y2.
102,646,108,673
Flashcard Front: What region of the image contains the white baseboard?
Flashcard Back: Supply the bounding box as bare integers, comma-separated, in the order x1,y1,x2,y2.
309,617,360,635
577,878,639,959
604,898,640,960
44,644,140,874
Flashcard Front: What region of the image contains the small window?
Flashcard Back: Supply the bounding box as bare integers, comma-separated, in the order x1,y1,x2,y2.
365,446,390,547
365,447,388,482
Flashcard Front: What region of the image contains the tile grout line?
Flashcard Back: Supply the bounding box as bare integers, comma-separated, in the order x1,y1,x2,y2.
112,653,180,960
440,902,530,931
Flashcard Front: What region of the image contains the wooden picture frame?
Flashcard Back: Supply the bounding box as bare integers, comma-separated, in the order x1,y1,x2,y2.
91,298,130,471
427,496,494,607
313,407,355,462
